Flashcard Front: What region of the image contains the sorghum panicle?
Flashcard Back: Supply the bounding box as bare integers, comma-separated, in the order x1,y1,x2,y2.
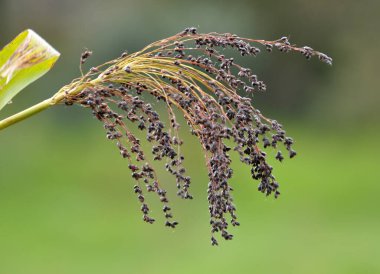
63,28,332,245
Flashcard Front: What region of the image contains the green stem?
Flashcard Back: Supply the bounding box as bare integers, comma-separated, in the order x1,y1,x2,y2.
0,97,54,131
0,84,77,131
0,78,98,131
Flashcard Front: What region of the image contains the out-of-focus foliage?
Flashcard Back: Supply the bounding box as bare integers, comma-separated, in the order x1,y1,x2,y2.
0,0,379,273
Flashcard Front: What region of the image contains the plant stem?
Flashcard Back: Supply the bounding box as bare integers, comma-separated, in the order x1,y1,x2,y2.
0,98,53,131
0,77,92,131
0,87,73,131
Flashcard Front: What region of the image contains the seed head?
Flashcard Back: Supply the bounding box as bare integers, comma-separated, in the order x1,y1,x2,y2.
63,28,332,245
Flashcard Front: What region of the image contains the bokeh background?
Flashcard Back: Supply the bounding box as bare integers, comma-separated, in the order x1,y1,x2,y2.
1,0,379,273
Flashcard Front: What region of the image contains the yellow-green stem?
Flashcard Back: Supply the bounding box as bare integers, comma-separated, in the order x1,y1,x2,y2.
0,81,87,131
0,97,54,131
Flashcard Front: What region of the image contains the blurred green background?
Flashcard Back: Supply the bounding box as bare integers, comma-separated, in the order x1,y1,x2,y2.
1,0,379,273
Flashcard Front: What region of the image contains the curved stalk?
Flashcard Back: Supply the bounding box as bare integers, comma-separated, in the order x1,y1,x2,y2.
0,98,55,130
0,81,88,131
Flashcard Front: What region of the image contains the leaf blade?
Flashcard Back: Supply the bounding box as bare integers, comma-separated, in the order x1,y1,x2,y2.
0,29,60,111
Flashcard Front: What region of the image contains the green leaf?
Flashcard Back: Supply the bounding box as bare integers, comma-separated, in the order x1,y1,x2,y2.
0,29,60,111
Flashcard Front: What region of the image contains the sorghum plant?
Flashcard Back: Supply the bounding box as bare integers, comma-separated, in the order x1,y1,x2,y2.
0,28,332,245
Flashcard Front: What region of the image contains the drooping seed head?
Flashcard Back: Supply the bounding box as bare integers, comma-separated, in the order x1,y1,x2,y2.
62,28,332,245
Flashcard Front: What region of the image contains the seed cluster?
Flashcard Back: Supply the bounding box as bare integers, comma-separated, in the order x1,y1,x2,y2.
63,28,332,245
